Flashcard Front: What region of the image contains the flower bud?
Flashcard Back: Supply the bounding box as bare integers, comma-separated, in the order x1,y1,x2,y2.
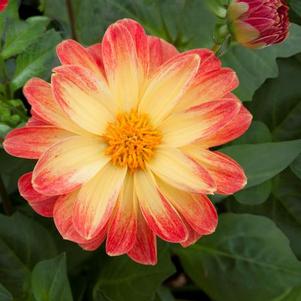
0,0,8,12
228,0,289,48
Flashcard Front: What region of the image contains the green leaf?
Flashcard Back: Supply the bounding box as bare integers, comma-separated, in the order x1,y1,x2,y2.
0,283,13,301
0,149,34,194
221,139,301,188
287,0,301,17
154,286,175,301
222,24,301,101
250,57,301,141
31,254,73,301
0,212,57,268
291,154,301,180
11,29,61,91
42,0,215,48
93,247,175,301
234,180,272,205
1,16,50,59
276,286,301,301
176,213,301,301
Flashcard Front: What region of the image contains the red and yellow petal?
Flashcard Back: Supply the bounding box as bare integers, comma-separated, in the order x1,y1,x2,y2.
102,21,141,110
56,39,105,81
134,169,188,243
157,179,217,235
106,174,137,256
199,105,252,147
139,53,200,125
127,210,157,265
23,78,86,135
87,43,105,75
148,147,216,194
175,68,239,112
32,136,109,196
72,164,127,239
3,126,72,159
52,65,114,135
160,97,241,147
185,146,247,194
148,36,178,76
18,172,57,217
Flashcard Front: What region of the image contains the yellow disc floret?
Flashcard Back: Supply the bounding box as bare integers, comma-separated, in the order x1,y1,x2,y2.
103,110,162,171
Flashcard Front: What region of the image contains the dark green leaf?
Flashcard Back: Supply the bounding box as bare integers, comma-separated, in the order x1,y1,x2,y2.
291,154,301,180
31,254,73,301
176,213,301,301
93,247,175,301
222,24,301,101
154,286,175,301
0,283,13,301
250,56,301,141
234,180,272,205
11,29,61,91
221,139,301,188
1,16,50,59
0,212,57,268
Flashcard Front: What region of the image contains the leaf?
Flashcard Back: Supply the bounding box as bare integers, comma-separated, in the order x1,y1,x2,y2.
1,16,50,59
0,212,57,300
0,283,13,301
11,29,61,91
291,154,301,180
0,149,34,194
234,180,272,205
222,24,301,101
93,247,175,301
249,57,301,141
42,0,215,48
175,213,301,301
0,212,57,268
154,286,175,301
221,139,301,188
31,254,73,301
276,286,301,301
287,0,301,17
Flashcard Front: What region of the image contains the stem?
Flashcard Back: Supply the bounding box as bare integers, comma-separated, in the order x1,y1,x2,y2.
211,42,222,54
0,175,13,215
0,55,12,99
66,0,78,41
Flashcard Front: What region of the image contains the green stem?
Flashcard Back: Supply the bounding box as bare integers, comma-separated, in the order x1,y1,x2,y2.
0,55,12,99
211,42,222,54
0,175,13,215
66,0,78,41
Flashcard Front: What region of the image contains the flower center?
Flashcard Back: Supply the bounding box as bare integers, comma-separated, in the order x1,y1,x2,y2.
103,110,162,171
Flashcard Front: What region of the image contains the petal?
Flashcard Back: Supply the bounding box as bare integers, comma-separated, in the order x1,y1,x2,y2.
56,39,105,81
175,68,239,112
52,65,114,135
139,53,200,125
73,164,127,239
53,191,87,243
102,21,140,110
87,43,105,75
185,147,247,194
127,210,157,265
134,169,188,243
32,136,109,195
160,98,241,147
148,36,178,75
79,229,106,251
199,106,252,147
23,78,86,135
157,179,218,235
148,147,215,194
117,19,149,85
106,174,137,256
3,126,72,159
180,223,203,248
18,172,57,217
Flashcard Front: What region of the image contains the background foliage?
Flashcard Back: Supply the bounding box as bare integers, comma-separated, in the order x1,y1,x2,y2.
0,0,301,300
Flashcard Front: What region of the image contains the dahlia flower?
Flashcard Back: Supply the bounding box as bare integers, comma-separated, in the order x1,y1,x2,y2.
228,0,289,48
0,0,8,12
4,19,252,265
